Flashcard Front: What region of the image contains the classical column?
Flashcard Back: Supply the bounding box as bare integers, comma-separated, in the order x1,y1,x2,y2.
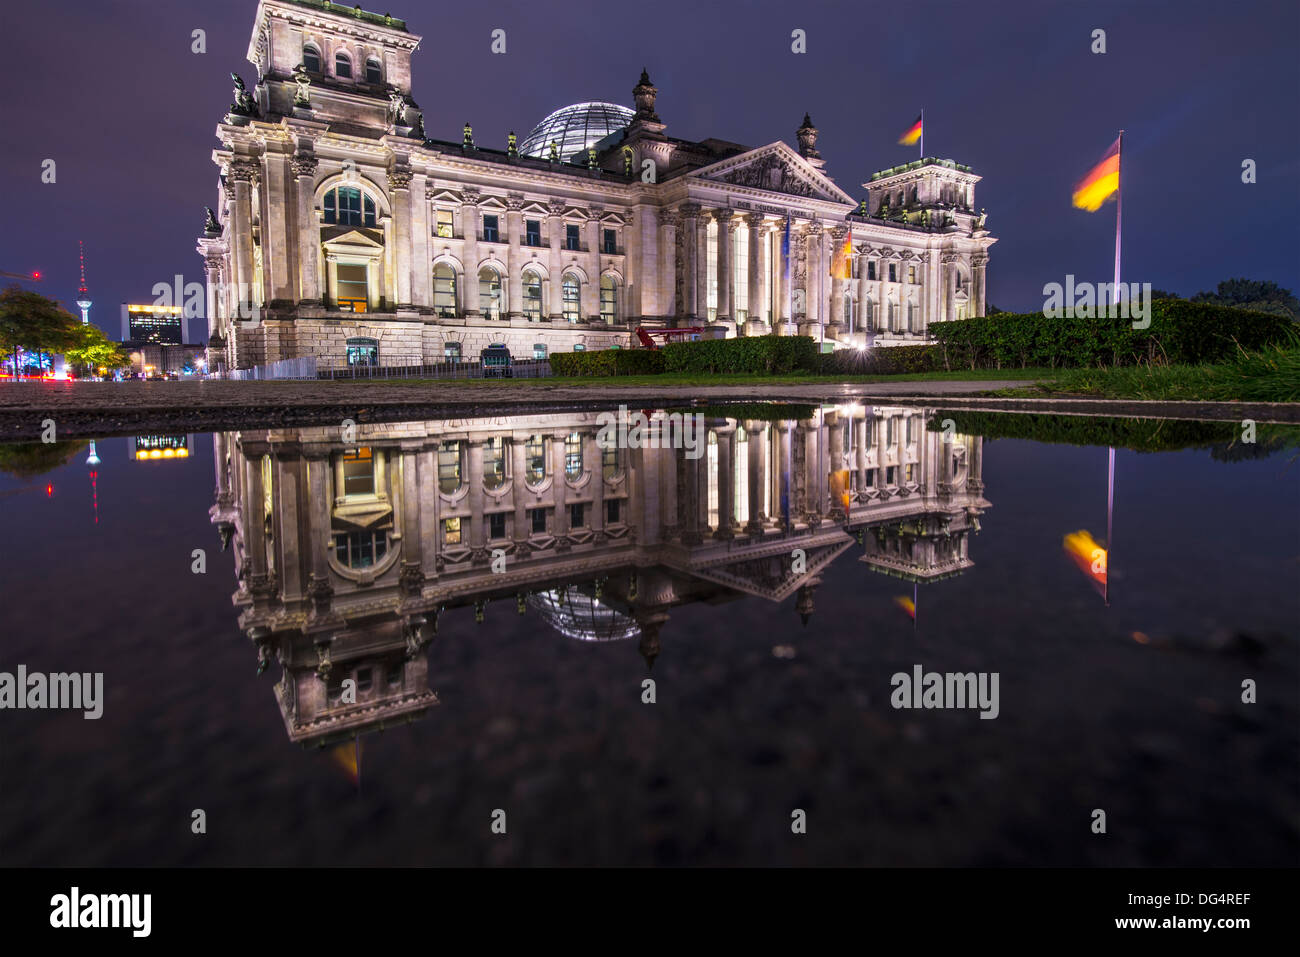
408,172,431,309
695,209,709,321
659,209,680,319
547,199,565,321
510,437,528,545
466,441,485,553
506,193,524,319
745,423,765,533
583,207,602,321
228,160,259,315
829,225,848,332
271,450,305,602
550,431,569,540
772,222,786,329
677,203,698,319
971,251,988,318
713,424,734,540
203,254,223,338
291,152,320,305
745,214,763,328
804,221,823,326
715,211,732,323
585,431,604,534
460,187,480,316
857,249,871,333
388,167,414,308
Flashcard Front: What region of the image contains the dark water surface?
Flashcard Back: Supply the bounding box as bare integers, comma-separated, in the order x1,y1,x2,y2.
0,407,1296,866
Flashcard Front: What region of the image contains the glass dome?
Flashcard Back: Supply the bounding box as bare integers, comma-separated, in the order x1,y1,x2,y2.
528,586,641,643
519,102,635,162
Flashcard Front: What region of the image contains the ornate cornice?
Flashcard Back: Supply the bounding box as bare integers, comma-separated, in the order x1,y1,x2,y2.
387,167,413,190
290,153,318,177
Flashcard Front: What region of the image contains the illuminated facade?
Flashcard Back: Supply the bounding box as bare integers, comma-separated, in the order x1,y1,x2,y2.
121,304,185,344
199,0,996,372
211,405,989,745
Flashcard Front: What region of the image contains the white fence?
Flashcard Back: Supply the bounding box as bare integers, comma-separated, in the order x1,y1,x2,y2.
222,356,318,380
217,356,551,380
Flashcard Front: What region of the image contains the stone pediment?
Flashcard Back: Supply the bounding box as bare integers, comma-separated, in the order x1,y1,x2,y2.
685,532,853,602
321,225,385,247
694,143,855,205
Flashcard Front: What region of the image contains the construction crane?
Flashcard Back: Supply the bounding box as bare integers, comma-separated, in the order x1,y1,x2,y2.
1,269,42,282
635,325,704,349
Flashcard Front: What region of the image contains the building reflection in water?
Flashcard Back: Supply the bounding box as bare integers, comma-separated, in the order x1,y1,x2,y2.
209,406,989,747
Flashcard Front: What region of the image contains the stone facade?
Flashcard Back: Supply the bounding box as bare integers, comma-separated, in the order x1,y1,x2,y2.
199,0,997,372
211,405,989,745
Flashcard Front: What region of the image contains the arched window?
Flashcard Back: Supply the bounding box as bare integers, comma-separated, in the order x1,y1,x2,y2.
564,432,583,478
906,301,917,332
302,44,322,73
864,297,875,332
524,434,546,485
433,263,458,317
523,270,543,321
599,276,617,323
335,530,387,568
482,437,506,491
562,274,580,323
437,441,463,493
335,51,352,79
323,187,377,227
365,57,382,84
478,267,503,320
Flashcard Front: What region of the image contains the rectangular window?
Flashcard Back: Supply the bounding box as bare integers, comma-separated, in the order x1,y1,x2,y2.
907,265,917,283
342,447,374,496
569,502,584,529
526,219,541,246
905,415,915,445
867,260,877,280
529,507,547,535
888,263,897,283
444,343,461,361
865,467,876,487
525,435,545,483
336,263,368,312
565,224,580,251
887,417,897,446
533,343,547,360
435,209,454,238
386,662,402,687
443,516,461,545
482,214,499,243
886,465,897,486
356,668,372,693
488,512,506,539
599,279,616,323
602,228,617,254
606,498,620,524
905,463,915,483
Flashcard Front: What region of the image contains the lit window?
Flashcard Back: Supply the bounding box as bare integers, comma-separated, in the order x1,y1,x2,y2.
598,276,617,324
337,266,368,312
303,45,322,73
525,220,541,246
483,437,506,490
335,52,352,79
482,214,499,243
478,267,502,320
908,265,917,283
433,263,457,317
565,224,580,251
444,342,462,362
438,441,462,493
523,271,543,321
533,343,547,360
365,58,381,84
443,517,461,545
342,447,374,496
524,435,545,484
345,336,377,365
435,209,454,238
564,432,582,477
562,275,580,323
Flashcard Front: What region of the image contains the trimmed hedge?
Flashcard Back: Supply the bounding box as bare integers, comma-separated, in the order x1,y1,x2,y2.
660,335,819,374
930,299,1295,370
820,344,942,375
549,348,665,376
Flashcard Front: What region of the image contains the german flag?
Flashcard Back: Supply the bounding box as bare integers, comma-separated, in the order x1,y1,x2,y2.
829,234,853,279
1073,137,1121,211
898,114,923,146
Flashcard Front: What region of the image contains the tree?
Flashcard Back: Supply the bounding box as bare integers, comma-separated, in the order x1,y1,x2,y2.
1191,278,1300,321
64,322,128,377
0,286,83,376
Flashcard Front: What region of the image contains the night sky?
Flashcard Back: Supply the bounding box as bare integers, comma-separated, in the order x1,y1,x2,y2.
4,0,1297,340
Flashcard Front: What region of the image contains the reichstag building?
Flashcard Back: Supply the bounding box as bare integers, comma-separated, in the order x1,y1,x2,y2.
198,0,996,372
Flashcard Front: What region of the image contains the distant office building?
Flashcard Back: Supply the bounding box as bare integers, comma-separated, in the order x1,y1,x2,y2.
121,303,186,344
131,435,193,461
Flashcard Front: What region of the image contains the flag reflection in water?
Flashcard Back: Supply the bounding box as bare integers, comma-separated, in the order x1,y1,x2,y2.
1063,529,1107,595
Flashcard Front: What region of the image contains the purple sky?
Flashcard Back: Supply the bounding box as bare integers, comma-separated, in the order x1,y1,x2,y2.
4,0,1297,339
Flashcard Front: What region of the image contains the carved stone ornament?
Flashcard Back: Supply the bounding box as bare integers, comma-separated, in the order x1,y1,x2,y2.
721,154,817,197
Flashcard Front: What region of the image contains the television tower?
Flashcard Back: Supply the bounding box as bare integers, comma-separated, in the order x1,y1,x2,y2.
75,241,92,325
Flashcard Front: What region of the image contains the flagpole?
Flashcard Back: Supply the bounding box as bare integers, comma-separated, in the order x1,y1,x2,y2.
1113,130,1123,306
919,108,924,159
1105,446,1114,608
